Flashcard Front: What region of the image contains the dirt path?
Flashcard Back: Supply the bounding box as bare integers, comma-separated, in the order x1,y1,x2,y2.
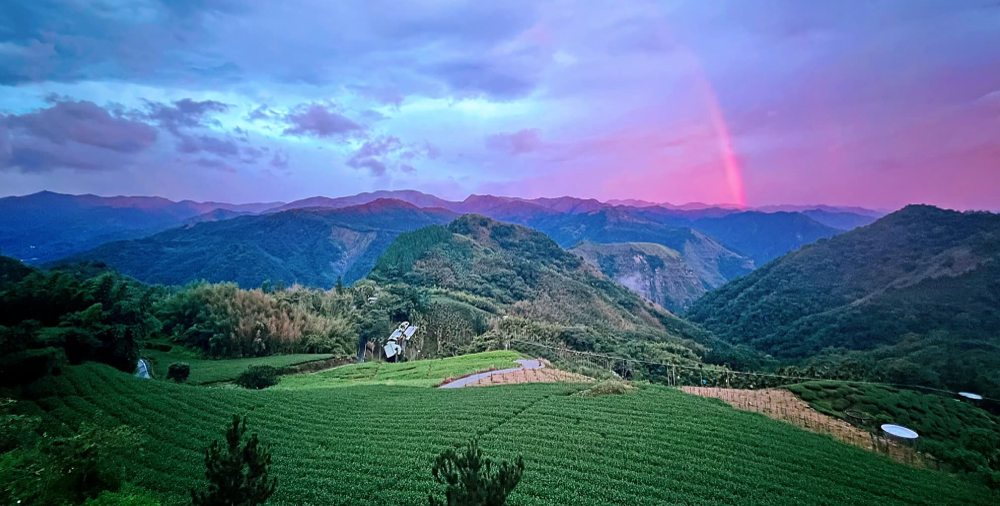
680,387,933,468
440,359,593,388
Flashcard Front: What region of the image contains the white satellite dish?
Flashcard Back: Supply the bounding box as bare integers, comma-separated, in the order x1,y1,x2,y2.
959,392,983,400
881,424,918,441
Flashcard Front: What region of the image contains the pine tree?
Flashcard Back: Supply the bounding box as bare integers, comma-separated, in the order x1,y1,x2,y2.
429,440,524,506
191,415,276,506
335,276,344,294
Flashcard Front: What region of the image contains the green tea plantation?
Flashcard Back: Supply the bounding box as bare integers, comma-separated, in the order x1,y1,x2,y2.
17,364,996,506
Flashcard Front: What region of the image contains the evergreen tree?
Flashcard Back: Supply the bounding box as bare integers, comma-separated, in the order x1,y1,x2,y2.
335,276,344,294
428,439,524,506
191,415,276,506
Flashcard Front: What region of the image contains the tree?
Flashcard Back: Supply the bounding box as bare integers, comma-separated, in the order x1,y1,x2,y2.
235,365,279,390
166,362,190,382
429,440,524,506
335,276,344,294
191,415,276,506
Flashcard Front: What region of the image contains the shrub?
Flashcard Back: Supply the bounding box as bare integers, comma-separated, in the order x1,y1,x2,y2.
235,365,279,390
576,380,637,398
191,415,276,506
428,439,524,506
166,363,191,382
80,485,162,506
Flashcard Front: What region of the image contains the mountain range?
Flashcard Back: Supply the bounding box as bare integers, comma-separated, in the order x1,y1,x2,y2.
3,190,881,306
688,205,1000,396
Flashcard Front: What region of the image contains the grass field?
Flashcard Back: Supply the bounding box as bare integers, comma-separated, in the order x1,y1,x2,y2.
142,348,337,384
17,363,996,506
277,350,522,388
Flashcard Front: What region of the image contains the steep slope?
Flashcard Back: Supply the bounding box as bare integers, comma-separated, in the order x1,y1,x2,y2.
690,211,841,265
0,191,281,263
370,215,711,343
569,241,709,312
61,199,457,287
688,205,1000,395
532,208,755,285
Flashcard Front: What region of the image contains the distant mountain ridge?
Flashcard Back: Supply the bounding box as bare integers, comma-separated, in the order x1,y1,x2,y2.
60,199,457,287
0,191,283,263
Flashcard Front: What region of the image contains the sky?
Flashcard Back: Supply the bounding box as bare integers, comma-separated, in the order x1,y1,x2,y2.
0,0,998,210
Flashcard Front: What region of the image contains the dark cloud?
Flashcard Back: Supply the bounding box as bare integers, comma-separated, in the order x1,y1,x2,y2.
0,100,158,172
269,150,290,169
144,99,230,135
246,104,277,122
194,157,236,172
430,60,538,100
486,129,543,155
347,135,404,176
283,104,364,139
177,134,240,158
6,100,158,153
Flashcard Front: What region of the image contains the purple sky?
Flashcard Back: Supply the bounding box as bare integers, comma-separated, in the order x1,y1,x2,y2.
1,0,998,209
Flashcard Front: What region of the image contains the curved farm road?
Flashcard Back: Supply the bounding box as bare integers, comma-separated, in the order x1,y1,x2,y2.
439,359,592,388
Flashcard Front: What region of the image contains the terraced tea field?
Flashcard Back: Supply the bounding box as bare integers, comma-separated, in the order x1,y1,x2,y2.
278,350,522,388
18,363,995,506
142,348,337,384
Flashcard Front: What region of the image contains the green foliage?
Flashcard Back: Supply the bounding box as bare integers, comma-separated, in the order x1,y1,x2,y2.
15,364,997,505
143,349,335,384
428,440,524,506
786,381,1000,487
79,485,162,506
191,415,276,506
235,365,279,390
166,363,190,382
369,216,715,365
1,417,141,506
0,256,159,382
278,351,522,389
689,206,1000,397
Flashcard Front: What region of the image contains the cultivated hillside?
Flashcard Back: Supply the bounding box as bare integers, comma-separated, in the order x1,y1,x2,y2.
0,191,280,263
570,241,710,312
369,214,711,343
688,205,1000,395
19,363,994,506
61,199,457,287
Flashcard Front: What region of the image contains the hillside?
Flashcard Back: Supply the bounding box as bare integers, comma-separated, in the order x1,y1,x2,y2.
532,208,755,286
0,191,280,264
569,241,709,312
688,205,1000,396
691,211,842,264
61,199,457,287
370,214,712,344
15,363,994,506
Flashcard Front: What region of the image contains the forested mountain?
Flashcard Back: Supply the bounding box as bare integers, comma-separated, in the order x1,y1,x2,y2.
530,208,755,286
60,199,456,288
369,214,713,350
688,205,1000,396
690,211,841,265
0,191,281,263
569,241,709,312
